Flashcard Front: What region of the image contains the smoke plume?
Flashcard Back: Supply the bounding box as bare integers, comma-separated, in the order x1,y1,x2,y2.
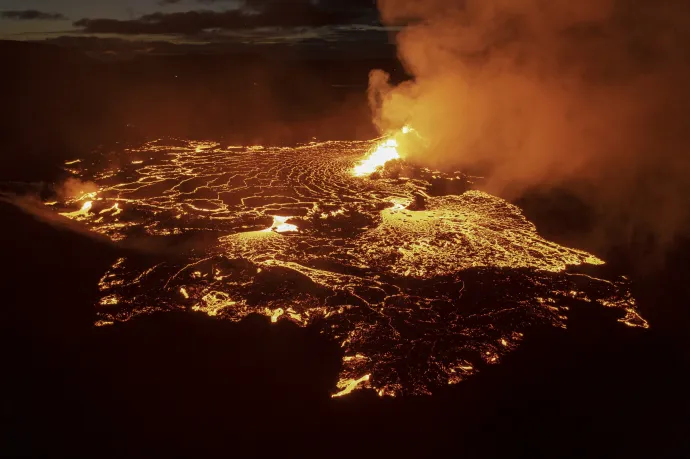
56,177,98,200
0,192,111,243
370,0,690,252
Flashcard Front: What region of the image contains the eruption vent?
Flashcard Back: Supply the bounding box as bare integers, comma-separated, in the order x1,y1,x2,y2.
353,138,400,177
352,125,421,176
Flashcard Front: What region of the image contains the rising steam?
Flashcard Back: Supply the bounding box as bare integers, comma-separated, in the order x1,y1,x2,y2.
370,0,690,251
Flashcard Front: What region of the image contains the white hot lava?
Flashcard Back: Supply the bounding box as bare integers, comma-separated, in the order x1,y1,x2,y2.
352,126,418,177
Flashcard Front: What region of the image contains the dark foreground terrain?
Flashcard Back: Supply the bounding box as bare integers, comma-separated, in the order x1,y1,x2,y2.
2,200,688,458
1,41,689,458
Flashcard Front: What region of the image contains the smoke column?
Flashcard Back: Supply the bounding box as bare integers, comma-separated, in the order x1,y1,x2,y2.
370,0,690,252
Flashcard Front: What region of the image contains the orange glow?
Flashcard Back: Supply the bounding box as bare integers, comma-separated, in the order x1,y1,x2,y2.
60,200,93,219
76,191,98,201
99,203,122,216
193,291,236,316
352,126,416,176
332,374,371,398
269,308,284,323
264,216,298,233
94,320,114,327
99,294,119,306
353,138,400,176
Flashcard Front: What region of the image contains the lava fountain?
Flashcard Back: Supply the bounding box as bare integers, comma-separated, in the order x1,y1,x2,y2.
352,126,418,176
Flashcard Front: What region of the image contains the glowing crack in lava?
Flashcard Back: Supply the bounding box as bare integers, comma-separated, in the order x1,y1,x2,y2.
47,139,648,397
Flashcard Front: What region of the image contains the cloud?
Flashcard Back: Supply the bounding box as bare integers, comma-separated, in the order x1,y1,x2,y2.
1,10,66,21
40,25,394,59
75,1,377,35
74,11,246,35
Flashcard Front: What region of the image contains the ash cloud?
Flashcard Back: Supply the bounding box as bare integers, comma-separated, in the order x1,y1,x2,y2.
370,0,690,251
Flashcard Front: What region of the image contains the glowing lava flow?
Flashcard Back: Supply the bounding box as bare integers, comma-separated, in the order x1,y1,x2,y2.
60,200,93,218
353,138,400,176
332,374,371,398
352,125,424,176
352,127,414,176
42,138,649,398
264,216,298,233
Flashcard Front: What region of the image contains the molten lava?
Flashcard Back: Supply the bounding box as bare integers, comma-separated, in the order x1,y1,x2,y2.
59,200,93,219
332,374,371,398
43,138,648,397
352,126,418,176
353,138,400,176
266,216,298,233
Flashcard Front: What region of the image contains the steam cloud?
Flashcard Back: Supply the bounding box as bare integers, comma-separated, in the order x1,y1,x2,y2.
370,0,690,252
0,193,110,243
57,177,98,201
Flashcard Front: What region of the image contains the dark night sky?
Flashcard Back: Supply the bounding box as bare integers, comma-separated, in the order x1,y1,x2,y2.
0,0,394,55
